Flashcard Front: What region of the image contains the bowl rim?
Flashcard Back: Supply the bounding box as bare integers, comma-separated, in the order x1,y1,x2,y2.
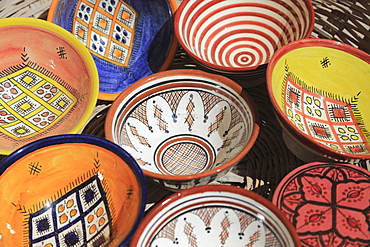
105,68,260,181
47,0,180,101
129,184,302,247
0,133,147,247
0,17,99,155
266,38,370,160
272,161,370,205
271,161,370,244
174,0,315,73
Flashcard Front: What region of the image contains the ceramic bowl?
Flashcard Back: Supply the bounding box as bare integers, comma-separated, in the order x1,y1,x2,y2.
0,17,98,155
272,162,370,247
130,184,301,246
48,0,179,101
174,0,314,74
105,69,260,191
266,38,370,162
0,134,147,247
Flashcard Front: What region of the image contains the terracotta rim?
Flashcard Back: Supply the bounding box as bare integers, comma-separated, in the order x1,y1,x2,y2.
174,0,315,73
266,38,370,160
130,184,301,247
105,69,260,181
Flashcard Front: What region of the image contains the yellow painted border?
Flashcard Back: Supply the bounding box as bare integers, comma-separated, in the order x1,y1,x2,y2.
0,17,99,155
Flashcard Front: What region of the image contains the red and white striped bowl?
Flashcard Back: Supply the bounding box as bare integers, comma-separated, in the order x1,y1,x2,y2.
174,0,314,73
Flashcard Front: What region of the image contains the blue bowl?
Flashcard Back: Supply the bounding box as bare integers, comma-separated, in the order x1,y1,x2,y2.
48,0,178,100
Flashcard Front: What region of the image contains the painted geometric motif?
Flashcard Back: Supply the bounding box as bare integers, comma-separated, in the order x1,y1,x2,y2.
73,0,137,66
274,163,370,247
120,89,249,176
29,175,112,247
0,67,76,139
152,207,281,246
284,78,369,155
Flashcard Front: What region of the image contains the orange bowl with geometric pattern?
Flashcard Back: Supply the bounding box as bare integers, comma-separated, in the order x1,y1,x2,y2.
0,134,147,247
0,17,98,155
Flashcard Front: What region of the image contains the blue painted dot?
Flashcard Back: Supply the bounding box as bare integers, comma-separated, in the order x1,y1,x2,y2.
64,232,79,246
81,4,85,11
123,30,128,36
100,39,106,45
84,188,95,203
99,46,104,53
78,12,82,18
115,34,121,40
116,25,121,32
122,37,126,44
102,2,106,8
108,6,113,12
111,0,116,5
86,7,91,13
37,219,50,232
84,14,88,21
92,44,97,50
93,34,98,41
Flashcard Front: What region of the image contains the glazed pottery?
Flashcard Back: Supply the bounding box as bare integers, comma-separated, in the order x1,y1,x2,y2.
174,0,314,74
105,69,260,191
130,184,301,246
48,0,178,101
0,17,98,155
267,38,370,162
272,162,370,247
0,134,147,247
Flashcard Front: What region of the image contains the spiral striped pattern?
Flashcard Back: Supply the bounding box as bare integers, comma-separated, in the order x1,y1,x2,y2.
175,0,314,71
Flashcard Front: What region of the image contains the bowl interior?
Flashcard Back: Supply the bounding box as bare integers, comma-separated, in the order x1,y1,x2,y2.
272,162,370,246
175,0,314,72
0,135,145,246
268,40,370,158
130,185,299,246
0,18,98,155
49,0,178,100
106,70,258,179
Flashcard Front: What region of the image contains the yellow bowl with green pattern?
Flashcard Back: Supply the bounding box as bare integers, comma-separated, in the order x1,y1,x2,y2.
267,38,370,162
0,17,98,155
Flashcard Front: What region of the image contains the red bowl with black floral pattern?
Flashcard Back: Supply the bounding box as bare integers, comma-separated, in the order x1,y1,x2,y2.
272,162,370,247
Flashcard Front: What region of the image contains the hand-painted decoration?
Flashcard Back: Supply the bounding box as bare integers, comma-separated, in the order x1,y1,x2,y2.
119,89,249,176
0,135,146,247
105,70,260,191
73,0,137,67
29,175,112,246
130,185,300,246
283,67,369,156
0,48,76,140
273,162,370,247
151,207,279,246
48,0,178,100
175,0,314,72
0,18,98,155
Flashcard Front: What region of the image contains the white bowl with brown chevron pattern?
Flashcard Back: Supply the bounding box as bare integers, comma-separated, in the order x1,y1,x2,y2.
129,184,301,247
105,69,260,191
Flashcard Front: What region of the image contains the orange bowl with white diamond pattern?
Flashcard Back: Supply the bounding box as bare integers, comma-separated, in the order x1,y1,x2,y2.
0,17,98,155
105,69,260,191
267,38,370,162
